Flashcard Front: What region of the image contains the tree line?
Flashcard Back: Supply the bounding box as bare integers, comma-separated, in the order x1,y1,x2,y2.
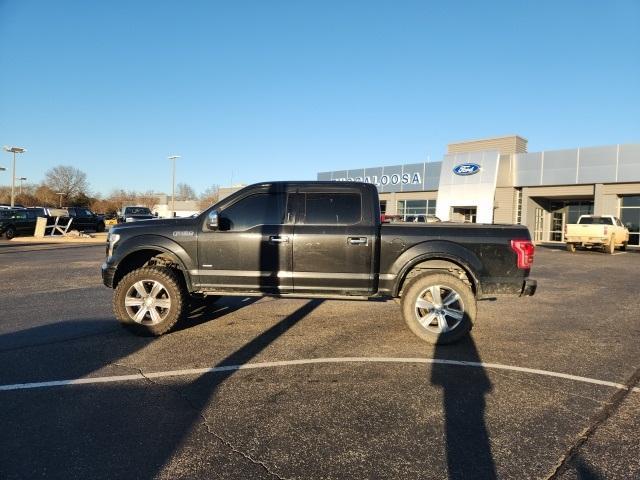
0,165,219,215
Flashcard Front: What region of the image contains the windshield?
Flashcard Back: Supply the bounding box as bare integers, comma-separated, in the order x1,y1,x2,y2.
124,207,152,215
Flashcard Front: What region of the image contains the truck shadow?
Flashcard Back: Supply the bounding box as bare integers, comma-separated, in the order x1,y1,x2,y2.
431,334,497,479
0,299,323,479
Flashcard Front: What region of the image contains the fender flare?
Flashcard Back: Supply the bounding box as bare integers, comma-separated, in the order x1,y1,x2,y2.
391,240,483,297
112,235,195,290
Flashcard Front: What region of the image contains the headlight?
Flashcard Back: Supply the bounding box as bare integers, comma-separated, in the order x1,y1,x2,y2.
108,233,121,257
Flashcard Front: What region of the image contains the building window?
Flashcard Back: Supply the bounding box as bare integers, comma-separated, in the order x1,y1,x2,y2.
534,208,544,242
379,200,387,215
397,199,437,221
566,201,594,224
620,196,640,246
514,188,522,225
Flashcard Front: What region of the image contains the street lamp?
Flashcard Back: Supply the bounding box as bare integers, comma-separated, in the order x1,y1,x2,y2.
168,155,181,218
56,192,64,208
18,177,27,195
3,146,26,208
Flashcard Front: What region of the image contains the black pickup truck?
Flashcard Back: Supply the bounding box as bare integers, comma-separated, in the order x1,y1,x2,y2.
102,181,536,344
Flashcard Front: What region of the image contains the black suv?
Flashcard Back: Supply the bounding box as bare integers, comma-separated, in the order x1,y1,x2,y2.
0,209,39,239
65,207,106,232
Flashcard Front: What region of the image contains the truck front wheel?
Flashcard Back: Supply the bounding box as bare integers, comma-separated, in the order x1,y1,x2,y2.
113,267,185,336
400,272,476,345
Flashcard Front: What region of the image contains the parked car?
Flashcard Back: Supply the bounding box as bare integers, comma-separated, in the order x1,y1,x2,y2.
0,209,38,239
118,206,156,223
64,207,106,232
565,215,629,253
405,215,442,223
102,181,537,344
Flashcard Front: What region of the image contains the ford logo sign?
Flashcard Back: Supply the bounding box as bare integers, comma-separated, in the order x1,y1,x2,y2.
453,163,481,176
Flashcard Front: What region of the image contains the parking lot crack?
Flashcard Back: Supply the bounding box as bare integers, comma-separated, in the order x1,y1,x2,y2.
545,364,640,479
132,366,288,480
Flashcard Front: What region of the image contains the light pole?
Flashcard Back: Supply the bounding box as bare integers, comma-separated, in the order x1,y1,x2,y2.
56,192,64,208
3,146,26,208
168,155,181,217
18,177,27,195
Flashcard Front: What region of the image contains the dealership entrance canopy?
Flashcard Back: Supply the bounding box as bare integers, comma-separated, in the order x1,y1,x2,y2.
317,135,640,245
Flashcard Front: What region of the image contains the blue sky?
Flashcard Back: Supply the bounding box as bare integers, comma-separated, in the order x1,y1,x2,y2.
1,0,638,196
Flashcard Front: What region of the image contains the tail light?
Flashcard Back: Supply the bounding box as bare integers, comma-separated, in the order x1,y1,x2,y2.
511,239,535,269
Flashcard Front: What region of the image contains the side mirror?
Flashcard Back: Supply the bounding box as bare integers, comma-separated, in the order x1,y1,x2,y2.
207,210,219,230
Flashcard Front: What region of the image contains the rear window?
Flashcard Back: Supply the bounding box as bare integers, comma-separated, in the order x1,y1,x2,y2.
578,217,613,225
303,192,362,225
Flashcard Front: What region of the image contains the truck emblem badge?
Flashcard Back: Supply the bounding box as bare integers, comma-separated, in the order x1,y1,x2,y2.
453,163,481,176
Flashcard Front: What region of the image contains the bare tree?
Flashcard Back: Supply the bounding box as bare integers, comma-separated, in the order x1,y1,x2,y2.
199,185,219,210
44,165,89,198
176,182,197,201
137,191,159,209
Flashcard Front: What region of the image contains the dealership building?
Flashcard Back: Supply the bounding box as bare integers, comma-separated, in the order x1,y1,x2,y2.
317,135,640,245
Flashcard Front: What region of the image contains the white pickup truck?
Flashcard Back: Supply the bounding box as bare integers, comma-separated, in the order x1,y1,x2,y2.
565,215,629,254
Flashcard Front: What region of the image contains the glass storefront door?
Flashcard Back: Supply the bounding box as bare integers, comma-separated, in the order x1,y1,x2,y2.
620,196,640,246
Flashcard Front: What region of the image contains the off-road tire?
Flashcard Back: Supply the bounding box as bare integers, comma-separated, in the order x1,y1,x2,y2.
566,243,576,253
5,226,17,240
400,272,476,345
113,267,186,336
620,242,627,252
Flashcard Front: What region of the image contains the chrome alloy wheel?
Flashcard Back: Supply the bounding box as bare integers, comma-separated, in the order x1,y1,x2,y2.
124,280,172,325
414,285,465,334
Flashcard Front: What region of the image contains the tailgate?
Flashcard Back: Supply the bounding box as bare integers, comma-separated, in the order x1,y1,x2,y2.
566,224,605,238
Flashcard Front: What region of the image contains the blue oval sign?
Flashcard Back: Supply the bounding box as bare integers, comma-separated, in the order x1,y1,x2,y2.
453,163,481,176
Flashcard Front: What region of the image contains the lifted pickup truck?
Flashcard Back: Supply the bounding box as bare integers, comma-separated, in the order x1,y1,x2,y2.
102,182,536,344
565,215,629,254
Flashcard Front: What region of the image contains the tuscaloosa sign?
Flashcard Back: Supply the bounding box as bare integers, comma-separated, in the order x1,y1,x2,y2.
334,172,422,187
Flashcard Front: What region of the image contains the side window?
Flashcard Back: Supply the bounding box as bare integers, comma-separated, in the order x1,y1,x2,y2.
83,209,93,217
14,212,27,220
68,208,76,217
303,192,362,225
26,211,37,220
219,192,287,231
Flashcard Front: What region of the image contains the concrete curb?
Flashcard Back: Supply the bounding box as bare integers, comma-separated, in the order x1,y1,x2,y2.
10,233,107,244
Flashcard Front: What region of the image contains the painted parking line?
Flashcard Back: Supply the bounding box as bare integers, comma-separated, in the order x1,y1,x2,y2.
1,357,639,393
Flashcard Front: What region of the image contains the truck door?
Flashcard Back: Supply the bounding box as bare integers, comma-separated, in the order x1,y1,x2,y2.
197,187,295,293
292,188,376,295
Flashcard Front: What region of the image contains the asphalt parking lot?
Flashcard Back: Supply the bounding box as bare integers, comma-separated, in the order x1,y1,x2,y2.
1,242,639,479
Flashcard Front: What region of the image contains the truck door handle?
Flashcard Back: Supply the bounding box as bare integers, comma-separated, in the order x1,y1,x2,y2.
269,235,289,243
348,236,368,245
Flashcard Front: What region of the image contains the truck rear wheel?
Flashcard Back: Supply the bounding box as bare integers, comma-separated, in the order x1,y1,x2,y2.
113,267,185,336
400,272,476,345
